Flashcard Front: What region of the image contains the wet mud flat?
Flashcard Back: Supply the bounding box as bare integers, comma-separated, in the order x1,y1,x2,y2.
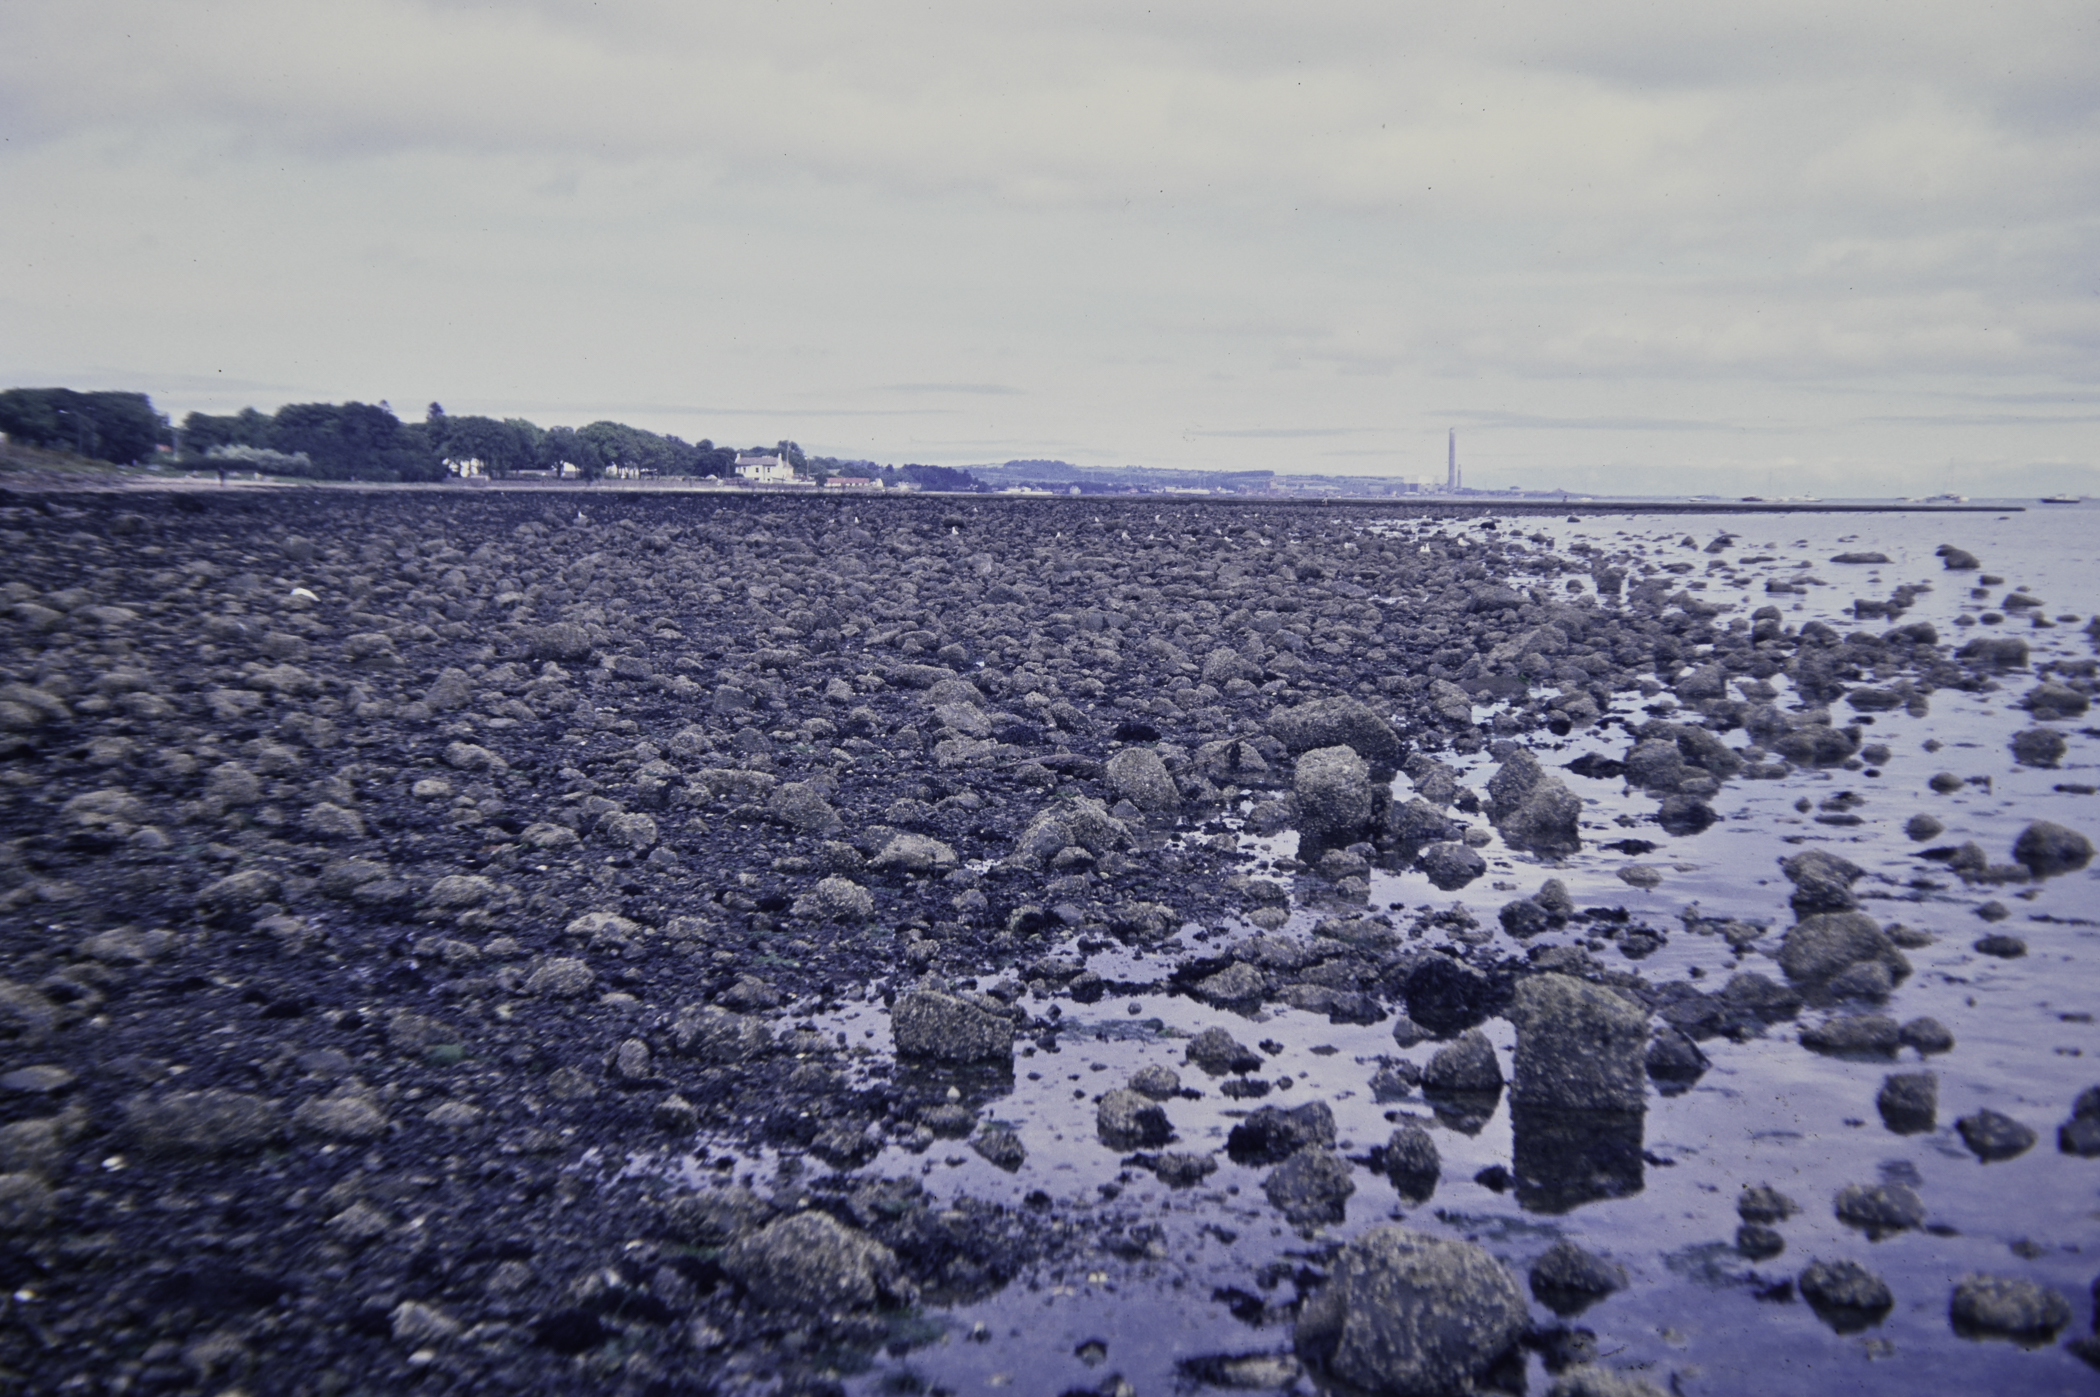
0,489,2094,1396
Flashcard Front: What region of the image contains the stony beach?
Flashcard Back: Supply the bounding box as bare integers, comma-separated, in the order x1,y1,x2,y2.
0,486,2094,1396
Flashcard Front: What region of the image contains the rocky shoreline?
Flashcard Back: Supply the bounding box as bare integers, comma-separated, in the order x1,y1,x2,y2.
0,488,2094,1395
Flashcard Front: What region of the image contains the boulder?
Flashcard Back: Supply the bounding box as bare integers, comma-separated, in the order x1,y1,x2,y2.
1384,797,1461,857
1780,850,1864,916
766,782,841,833
1876,1073,1937,1134
1422,1030,1503,1094
1382,1123,1440,1203
892,990,1013,1065
1509,975,1647,1112
1737,1186,1798,1223
2011,728,2067,767
0,1173,55,1233
1294,745,1375,842
0,982,57,1045
1418,842,1486,891
670,1006,773,1064
970,1127,1027,1172
1498,898,1551,938
1645,1026,1707,1092
1294,1226,1528,1397
1105,747,1179,812
1194,961,1268,1008
1777,913,1908,989
1528,1240,1627,1316
1835,1181,1924,1236
2057,1086,2100,1157
1128,1064,1180,1099
594,811,659,849
1011,797,1130,867
1096,1089,1172,1149
1801,1015,1901,1055
721,1211,908,1314
1403,958,1496,1036
2012,820,2093,878
2023,683,2090,720
1955,635,2027,667
1949,1274,2071,1340
1266,696,1401,769
1264,1149,1355,1230
531,622,594,662
524,958,595,998
791,876,873,921
1185,1028,1263,1076
1799,1259,1894,1330
870,832,959,875
1956,1108,2036,1162
1487,750,1583,855
1227,1102,1336,1165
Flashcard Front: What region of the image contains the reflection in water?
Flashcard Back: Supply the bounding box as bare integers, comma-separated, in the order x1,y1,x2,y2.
1424,1086,1502,1136
1512,1106,1645,1214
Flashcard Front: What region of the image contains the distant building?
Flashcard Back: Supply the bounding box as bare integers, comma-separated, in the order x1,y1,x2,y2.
823,476,881,489
1446,431,1462,492
734,452,795,484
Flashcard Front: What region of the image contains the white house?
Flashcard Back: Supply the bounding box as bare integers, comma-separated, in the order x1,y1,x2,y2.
734,452,796,484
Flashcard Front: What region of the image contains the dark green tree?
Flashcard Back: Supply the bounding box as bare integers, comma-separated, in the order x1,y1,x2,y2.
270,401,443,482
0,388,169,464
537,426,603,481
180,407,273,454
436,414,535,477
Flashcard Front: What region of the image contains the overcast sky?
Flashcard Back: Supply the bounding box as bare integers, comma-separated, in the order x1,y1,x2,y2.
4,2,2096,494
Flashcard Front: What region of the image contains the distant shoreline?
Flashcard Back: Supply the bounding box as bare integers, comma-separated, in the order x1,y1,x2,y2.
0,474,2025,513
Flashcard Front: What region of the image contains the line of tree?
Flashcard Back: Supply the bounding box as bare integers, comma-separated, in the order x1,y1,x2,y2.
0,389,170,465
4,384,988,489
178,400,446,482
181,401,750,483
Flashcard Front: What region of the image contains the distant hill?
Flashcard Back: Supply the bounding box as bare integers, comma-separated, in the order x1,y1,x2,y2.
971,460,1278,492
